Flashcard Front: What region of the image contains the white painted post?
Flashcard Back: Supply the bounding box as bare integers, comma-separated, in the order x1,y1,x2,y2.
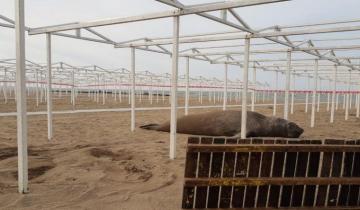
273,71,278,116
3,69,8,103
119,77,122,103
345,71,351,120
223,63,228,111
96,74,100,103
15,0,28,193
40,72,44,103
200,78,203,104
327,80,331,112
35,69,39,107
170,16,179,159
102,74,105,105
305,76,310,113
251,64,256,112
284,50,291,120
213,86,216,104
149,77,153,105
291,74,295,114
46,33,53,140
262,89,265,103
311,60,318,128
162,86,165,103
356,88,360,118
241,37,250,139
317,79,321,112
131,48,136,132
156,86,159,104
59,84,62,98
71,69,75,107
209,87,212,103
185,57,190,115
330,65,337,123
169,83,171,104
114,79,117,102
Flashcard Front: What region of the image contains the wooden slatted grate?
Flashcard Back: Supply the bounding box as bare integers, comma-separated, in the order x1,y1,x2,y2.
182,137,360,209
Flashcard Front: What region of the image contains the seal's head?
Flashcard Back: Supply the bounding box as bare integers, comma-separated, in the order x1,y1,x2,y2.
271,118,304,138
286,122,304,138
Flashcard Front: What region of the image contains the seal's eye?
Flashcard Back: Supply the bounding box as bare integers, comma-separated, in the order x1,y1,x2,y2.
287,122,304,138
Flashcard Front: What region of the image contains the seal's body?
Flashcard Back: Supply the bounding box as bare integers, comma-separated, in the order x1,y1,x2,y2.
140,110,304,138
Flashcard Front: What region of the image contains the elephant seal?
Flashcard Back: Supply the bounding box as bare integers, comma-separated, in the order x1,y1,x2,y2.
140,110,304,138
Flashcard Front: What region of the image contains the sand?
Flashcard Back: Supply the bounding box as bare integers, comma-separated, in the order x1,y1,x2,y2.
0,95,359,210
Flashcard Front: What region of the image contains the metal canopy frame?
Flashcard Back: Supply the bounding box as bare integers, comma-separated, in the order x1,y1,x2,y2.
3,0,360,193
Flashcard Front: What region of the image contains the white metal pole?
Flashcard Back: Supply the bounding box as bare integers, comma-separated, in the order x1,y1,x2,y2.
336,92,339,110
273,71,278,116
119,77,122,103
156,86,159,104
356,89,360,118
46,33,53,140
102,74,105,105
284,50,291,120
251,64,256,112
59,84,62,98
185,57,190,115
311,60,318,128
3,69,8,104
317,79,321,112
330,65,337,123
150,77,153,105
35,69,39,107
128,83,131,105
131,48,136,132
223,63,228,111
15,0,28,193
290,74,295,114
327,80,331,112
345,71,351,120
114,79,117,102
241,37,250,139
40,72,44,103
71,70,75,107
170,16,179,159
305,77,309,113
162,86,165,103
96,74,100,103
200,78,203,104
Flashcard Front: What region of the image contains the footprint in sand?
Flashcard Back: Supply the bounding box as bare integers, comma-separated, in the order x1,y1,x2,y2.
0,147,55,181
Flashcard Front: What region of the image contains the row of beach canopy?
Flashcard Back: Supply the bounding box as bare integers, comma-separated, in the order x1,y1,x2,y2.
3,0,360,193
0,58,359,117
0,58,268,107
1,57,359,120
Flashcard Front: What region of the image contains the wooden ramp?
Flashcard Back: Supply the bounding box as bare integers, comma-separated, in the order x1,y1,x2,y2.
182,137,360,209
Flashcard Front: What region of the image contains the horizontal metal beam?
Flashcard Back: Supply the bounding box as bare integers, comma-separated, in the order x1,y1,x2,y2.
116,25,360,47
185,177,360,187
29,0,288,35
182,45,360,57
187,144,360,153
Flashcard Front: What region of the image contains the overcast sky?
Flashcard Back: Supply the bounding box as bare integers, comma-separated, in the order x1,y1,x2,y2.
1,0,360,90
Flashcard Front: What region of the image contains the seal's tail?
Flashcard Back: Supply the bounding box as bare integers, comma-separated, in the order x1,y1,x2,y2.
140,123,160,130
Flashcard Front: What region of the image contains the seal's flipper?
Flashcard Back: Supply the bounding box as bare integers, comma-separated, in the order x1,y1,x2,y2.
140,123,161,130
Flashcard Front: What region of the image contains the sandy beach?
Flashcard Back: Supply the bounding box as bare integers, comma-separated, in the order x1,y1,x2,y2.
0,95,359,210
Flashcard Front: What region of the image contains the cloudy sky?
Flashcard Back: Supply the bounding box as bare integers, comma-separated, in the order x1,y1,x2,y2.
1,0,360,90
